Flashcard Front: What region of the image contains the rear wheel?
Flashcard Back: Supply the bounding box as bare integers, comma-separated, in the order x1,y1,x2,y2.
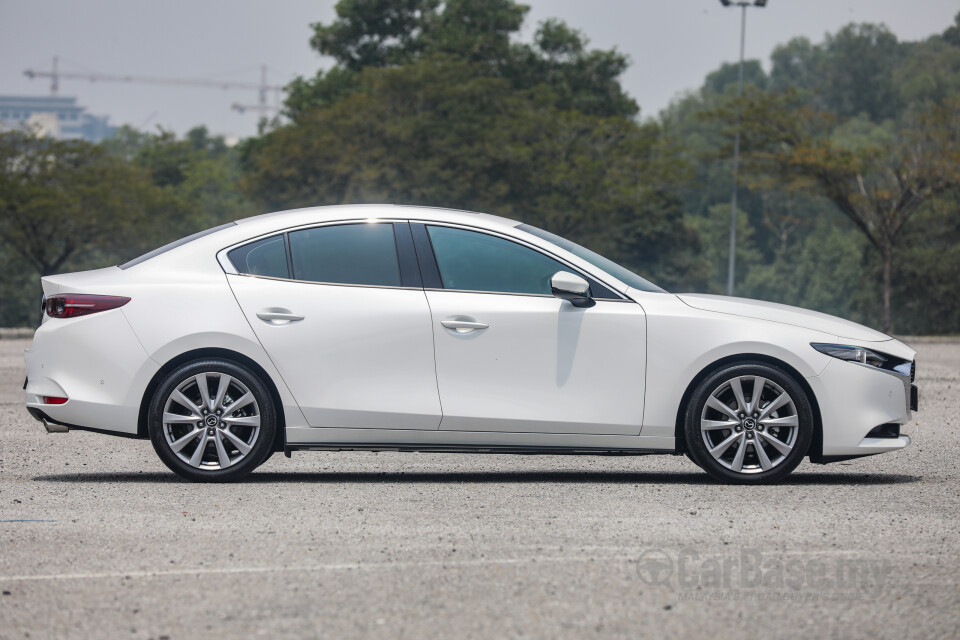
148,359,276,482
684,363,813,484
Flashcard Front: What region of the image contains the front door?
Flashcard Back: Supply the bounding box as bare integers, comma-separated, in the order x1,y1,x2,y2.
420,224,647,435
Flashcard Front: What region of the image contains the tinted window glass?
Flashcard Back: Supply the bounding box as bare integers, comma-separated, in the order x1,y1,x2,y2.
228,235,289,279
427,226,569,295
517,223,666,293
289,223,401,287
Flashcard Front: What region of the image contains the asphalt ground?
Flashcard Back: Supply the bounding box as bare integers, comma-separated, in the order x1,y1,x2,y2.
0,337,958,639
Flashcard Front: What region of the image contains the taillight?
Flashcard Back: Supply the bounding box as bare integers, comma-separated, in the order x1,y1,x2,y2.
44,294,131,319
42,396,68,405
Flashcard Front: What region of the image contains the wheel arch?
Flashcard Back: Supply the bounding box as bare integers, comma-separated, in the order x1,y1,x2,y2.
673,353,822,459
137,347,287,453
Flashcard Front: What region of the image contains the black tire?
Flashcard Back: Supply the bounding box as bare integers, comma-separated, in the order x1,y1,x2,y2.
684,362,813,484
148,359,277,482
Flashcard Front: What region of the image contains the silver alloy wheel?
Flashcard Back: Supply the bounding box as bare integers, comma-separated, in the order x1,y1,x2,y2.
161,372,261,471
700,375,799,474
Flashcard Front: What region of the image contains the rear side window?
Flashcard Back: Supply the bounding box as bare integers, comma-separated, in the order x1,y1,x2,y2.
228,235,289,279
288,223,401,287
426,225,568,295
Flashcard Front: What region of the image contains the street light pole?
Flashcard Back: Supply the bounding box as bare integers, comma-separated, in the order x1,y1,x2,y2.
719,0,767,297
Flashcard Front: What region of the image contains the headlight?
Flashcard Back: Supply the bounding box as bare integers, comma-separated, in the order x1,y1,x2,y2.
811,343,888,368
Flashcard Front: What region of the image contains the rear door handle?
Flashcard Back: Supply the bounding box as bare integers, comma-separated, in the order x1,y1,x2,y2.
257,309,305,324
441,319,489,333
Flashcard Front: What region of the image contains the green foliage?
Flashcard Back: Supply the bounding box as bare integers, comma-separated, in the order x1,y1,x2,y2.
743,221,871,325
0,246,40,327
704,60,767,95
893,196,960,333
310,0,440,70
290,0,636,120
664,12,960,333
819,24,903,121
505,19,637,117
243,53,705,289
3,7,960,336
942,11,960,48
0,130,161,276
0,126,255,323
690,205,762,294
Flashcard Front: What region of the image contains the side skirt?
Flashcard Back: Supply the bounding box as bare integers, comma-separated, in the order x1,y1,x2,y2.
283,426,675,458
284,443,671,457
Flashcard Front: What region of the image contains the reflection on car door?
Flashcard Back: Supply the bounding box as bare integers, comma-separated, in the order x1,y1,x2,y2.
418,224,647,435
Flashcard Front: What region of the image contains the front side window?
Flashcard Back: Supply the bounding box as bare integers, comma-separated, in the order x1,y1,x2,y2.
427,226,570,295
289,223,401,287
517,223,666,293
228,235,289,279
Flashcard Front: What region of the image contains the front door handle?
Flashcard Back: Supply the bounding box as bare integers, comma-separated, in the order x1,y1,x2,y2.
441,318,489,333
257,309,305,325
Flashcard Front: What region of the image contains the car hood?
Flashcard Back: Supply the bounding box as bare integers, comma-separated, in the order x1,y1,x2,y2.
676,294,891,343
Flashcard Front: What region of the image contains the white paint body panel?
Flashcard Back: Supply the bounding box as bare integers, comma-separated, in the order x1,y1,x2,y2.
426,291,646,434
227,275,441,429
23,204,916,466
677,293,893,343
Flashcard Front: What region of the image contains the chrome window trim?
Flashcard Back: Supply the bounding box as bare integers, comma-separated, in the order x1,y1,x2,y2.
423,287,631,302
216,216,634,302
225,272,423,292
217,219,406,286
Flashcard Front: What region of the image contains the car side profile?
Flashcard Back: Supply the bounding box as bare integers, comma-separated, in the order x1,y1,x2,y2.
24,205,918,483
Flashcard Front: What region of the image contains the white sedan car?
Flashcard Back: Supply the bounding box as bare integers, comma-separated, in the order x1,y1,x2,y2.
24,205,917,483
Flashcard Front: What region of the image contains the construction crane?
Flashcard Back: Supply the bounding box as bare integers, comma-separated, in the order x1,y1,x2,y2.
23,56,284,114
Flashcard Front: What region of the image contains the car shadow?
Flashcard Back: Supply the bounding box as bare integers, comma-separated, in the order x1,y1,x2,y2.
31,470,922,486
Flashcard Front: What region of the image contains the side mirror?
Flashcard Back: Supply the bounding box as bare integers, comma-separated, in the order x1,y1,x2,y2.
550,271,595,308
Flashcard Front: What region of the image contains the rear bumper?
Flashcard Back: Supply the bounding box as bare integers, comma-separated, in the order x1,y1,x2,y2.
26,407,69,433
24,309,158,436
26,406,143,438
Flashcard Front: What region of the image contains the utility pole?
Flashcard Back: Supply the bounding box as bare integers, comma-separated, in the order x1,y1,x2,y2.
718,0,767,296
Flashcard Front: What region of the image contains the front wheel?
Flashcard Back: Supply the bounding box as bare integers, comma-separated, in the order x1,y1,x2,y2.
684,363,813,484
148,359,276,482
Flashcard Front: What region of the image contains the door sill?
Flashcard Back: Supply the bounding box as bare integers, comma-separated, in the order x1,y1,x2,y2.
285,426,673,452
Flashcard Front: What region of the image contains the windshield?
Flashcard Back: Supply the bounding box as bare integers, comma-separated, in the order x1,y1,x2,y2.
517,224,667,293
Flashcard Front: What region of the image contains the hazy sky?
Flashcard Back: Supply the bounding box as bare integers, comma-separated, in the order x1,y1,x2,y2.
1,1,956,139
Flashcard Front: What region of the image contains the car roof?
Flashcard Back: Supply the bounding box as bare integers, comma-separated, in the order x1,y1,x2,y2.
121,204,632,295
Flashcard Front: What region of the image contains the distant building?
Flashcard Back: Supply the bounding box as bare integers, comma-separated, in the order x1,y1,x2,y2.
0,95,116,142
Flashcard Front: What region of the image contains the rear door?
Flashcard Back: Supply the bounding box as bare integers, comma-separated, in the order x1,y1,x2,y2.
226,221,442,430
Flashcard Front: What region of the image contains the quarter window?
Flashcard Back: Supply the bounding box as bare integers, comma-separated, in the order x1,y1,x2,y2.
427,226,570,295
289,223,401,287
228,235,289,279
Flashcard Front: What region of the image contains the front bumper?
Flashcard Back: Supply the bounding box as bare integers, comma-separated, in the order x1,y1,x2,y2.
807,357,916,458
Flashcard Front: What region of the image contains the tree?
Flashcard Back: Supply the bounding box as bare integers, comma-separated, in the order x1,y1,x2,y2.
733,91,960,331
310,0,440,70
704,60,767,95
504,19,637,117
942,11,960,48
769,37,823,96
0,130,163,277
287,0,637,120
243,55,706,289
819,23,903,122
